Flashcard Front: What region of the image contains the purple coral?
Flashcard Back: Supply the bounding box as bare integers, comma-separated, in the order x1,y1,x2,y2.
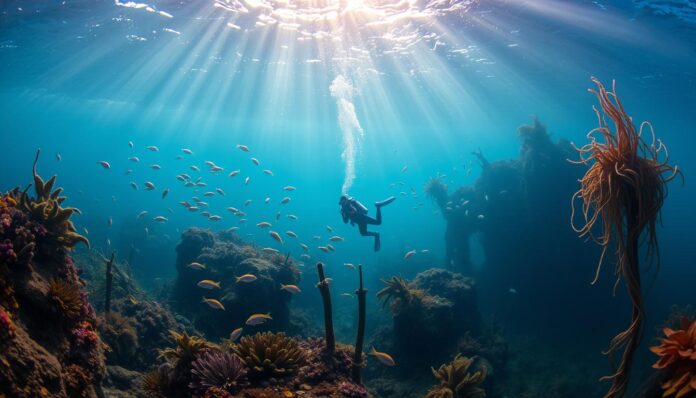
0,239,16,262
72,321,99,347
189,350,247,393
338,381,369,398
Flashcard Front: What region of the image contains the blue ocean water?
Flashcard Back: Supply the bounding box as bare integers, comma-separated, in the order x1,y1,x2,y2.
1,0,695,396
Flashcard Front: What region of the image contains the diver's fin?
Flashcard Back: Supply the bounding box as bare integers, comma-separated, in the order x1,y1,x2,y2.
375,196,395,208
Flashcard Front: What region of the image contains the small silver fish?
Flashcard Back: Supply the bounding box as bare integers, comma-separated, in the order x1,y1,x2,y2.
97,160,111,169
237,144,249,152
283,186,296,191
146,145,159,152
153,216,168,222
162,188,169,199
250,157,260,166
229,170,240,177
263,169,273,176
269,231,283,245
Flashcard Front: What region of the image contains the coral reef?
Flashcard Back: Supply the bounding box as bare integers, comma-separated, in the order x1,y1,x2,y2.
649,317,696,398
375,269,482,371
571,78,682,397
171,228,301,339
140,331,370,398
426,354,487,398
234,331,305,380
0,152,105,398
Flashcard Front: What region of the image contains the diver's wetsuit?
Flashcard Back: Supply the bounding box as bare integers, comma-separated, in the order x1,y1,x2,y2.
340,195,395,251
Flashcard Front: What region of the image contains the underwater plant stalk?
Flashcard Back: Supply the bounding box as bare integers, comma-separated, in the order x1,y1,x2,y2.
104,252,115,314
571,78,682,397
316,262,335,355
352,265,367,383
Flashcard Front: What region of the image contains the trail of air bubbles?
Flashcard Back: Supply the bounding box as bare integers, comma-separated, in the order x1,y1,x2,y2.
329,75,363,195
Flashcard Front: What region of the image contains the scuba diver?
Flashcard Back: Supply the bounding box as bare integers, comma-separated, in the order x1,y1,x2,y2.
339,194,395,251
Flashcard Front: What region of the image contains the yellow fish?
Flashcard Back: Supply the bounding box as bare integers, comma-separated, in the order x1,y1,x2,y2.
202,297,225,310
230,327,243,341
188,262,206,270
236,274,258,283
246,313,272,326
369,347,396,366
197,280,221,289
280,284,301,294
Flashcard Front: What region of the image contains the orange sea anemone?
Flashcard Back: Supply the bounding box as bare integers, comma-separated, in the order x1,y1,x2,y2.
650,318,696,398
571,78,682,398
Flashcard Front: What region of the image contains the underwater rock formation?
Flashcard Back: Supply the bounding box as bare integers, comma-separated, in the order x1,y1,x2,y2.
0,152,105,398
425,117,608,337
375,268,481,370
171,227,301,339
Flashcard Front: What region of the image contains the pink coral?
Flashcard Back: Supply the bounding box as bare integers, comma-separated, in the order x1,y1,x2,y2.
72,321,99,347
338,381,369,398
0,309,15,339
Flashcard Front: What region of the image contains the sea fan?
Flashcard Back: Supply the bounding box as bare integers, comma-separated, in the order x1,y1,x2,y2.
189,350,247,392
650,317,696,398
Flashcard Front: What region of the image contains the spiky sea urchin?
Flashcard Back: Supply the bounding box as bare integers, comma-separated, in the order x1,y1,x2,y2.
189,350,247,393
49,278,82,319
233,332,305,379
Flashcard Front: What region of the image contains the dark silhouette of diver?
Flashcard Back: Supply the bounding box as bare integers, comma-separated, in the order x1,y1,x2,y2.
339,194,395,251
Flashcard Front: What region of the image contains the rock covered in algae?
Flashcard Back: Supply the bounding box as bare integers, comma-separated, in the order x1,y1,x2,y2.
374,268,481,372
0,155,105,398
171,227,301,339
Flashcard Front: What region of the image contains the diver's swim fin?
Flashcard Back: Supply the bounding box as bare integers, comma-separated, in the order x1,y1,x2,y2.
375,196,395,208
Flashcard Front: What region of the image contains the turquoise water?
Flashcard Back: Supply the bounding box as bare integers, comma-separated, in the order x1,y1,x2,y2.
1,0,696,395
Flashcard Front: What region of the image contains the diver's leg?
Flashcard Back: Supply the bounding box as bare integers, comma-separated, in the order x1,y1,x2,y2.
372,196,395,225
359,223,381,251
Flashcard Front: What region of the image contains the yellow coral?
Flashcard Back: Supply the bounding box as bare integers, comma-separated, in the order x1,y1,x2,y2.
426,354,487,398
9,150,88,249
158,330,215,366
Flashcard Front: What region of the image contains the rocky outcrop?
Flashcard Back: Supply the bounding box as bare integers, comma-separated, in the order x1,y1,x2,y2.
171,228,301,339
0,157,106,398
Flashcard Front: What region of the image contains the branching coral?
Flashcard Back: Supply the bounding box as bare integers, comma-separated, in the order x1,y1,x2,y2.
571,78,682,398
49,278,83,319
376,276,426,314
189,350,247,393
426,354,487,398
159,330,215,366
233,332,305,379
8,150,88,249
650,317,696,398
